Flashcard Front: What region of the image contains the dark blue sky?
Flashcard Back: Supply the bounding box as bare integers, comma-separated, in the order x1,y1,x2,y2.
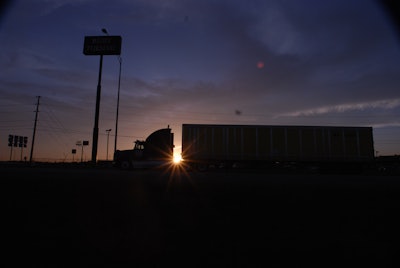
1,0,400,161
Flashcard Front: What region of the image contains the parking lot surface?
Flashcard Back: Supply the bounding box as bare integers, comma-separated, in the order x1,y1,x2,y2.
2,166,400,267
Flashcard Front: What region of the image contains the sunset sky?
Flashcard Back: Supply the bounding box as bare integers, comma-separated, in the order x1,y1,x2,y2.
1,0,400,162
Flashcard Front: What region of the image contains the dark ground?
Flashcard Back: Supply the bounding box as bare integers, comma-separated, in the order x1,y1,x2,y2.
2,165,400,267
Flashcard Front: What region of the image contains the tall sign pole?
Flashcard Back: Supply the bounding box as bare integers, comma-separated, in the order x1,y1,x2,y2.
91,54,103,164
83,34,122,164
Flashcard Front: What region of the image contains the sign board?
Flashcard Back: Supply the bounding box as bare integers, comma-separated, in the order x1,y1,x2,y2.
8,135,28,147
14,135,18,147
83,36,122,55
72,149,77,154
83,141,89,146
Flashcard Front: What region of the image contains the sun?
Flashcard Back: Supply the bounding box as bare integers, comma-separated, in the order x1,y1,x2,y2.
173,153,182,164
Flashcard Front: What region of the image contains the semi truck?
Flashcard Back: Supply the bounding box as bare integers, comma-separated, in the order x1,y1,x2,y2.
113,127,174,169
114,124,375,172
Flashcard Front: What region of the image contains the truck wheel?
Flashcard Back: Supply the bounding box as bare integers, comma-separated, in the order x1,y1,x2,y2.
120,161,131,170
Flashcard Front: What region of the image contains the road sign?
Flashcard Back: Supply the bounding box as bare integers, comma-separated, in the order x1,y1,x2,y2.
83,36,122,55
8,135,13,146
18,136,23,147
13,135,18,147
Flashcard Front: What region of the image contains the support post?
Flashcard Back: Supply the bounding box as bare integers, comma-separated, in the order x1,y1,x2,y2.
91,55,103,164
9,144,13,161
114,57,122,155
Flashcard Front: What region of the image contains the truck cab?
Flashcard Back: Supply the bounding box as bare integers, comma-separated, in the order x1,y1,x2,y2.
113,128,174,169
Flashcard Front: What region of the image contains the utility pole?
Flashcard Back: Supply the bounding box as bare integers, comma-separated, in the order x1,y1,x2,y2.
30,96,40,164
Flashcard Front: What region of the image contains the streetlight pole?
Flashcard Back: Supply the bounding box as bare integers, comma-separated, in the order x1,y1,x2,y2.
114,56,122,155
102,28,122,156
106,129,112,160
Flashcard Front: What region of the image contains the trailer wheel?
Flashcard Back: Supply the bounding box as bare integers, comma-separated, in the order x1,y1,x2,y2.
120,160,132,170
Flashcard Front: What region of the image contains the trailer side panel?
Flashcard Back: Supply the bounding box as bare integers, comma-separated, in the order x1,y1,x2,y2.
182,124,374,165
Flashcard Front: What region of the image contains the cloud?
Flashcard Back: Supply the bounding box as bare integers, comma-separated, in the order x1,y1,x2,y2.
281,98,400,117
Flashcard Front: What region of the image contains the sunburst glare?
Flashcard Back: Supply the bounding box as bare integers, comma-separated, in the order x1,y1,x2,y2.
173,153,182,164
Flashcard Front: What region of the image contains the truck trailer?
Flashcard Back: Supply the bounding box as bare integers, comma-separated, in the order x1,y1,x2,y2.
181,124,375,171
